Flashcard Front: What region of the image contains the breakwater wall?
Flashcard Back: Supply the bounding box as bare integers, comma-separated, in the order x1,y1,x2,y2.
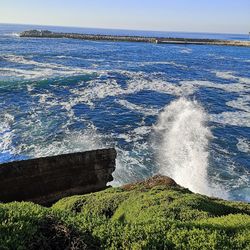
20,30,250,47
0,148,116,205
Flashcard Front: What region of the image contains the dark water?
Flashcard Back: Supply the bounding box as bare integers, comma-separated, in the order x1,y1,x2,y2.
0,24,249,202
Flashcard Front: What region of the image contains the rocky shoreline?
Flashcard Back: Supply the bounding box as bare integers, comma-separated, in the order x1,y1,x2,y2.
20,29,250,47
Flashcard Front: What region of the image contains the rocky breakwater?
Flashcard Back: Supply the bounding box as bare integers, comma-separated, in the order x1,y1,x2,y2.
20,30,156,43
20,30,250,47
0,148,116,205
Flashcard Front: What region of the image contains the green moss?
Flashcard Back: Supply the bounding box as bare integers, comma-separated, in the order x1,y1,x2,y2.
1,178,250,249
0,202,98,249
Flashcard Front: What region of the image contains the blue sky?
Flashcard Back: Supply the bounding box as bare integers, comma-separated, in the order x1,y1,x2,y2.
0,0,249,34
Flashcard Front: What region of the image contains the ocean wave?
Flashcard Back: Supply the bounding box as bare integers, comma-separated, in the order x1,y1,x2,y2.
0,65,97,80
116,99,159,116
139,61,187,68
1,54,189,80
226,95,250,112
237,138,250,153
0,113,14,153
179,48,192,54
214,71,250,84
111,142,154,186
2,32,20,37
153,97,227,198
210,111,250,127
180,80,250,93
179,79,250,127
57,72,196,111
10,121,105,160
0,54,100,79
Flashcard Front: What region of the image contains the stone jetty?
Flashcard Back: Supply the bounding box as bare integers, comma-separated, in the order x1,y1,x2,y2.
20,30,250,47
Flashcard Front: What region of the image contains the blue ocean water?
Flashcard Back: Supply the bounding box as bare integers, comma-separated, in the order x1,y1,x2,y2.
0,24,249,202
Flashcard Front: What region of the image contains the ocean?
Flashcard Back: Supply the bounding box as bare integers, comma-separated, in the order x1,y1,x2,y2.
0,23,249,202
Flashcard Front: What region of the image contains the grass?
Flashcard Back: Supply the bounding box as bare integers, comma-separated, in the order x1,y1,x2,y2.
0,175,249,249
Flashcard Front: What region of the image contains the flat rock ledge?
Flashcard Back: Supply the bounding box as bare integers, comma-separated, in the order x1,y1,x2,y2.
0,148,116,205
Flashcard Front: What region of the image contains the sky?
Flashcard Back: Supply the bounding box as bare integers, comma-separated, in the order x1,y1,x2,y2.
0,0,250,34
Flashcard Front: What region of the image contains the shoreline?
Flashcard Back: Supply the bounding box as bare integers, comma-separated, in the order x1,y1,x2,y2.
20,30,250,47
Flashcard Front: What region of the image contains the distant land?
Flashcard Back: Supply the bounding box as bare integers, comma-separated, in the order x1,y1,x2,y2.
20,30,250,47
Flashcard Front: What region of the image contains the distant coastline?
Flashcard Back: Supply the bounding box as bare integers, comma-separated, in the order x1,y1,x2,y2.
20,29,250,47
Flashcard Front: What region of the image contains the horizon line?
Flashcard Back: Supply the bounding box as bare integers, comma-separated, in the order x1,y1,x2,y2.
0,22,248,36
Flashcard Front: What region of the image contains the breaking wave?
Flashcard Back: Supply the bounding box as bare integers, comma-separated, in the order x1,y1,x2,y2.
154,98,227,197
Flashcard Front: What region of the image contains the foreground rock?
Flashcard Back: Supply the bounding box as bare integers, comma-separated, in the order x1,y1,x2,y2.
0,148,116,205
20,30,250,47
122,174,178,190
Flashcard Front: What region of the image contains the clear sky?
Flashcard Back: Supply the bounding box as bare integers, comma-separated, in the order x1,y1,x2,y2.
0,0,249,34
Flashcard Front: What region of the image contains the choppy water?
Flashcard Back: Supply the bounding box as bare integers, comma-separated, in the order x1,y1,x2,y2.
0,24,249,202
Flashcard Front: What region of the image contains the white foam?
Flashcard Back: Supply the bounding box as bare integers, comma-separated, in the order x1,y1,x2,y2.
59,73,197,113
12,33,20,37
226,95,250,112
111,142,152,186
1,54,189,81
13,122,105,160
116,99,159,116
34,130,102,158
180,80,249,93
1,54,100,80
210,111,250,127
0,113,14,152
116,125,152,144
215,71,236,80
140,61,187,68
237,138,250,153
215,71,250,84
179,48,192,54
154,97,227,197
3,33,20,37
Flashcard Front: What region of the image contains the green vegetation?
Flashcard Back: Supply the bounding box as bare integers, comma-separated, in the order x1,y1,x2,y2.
0,176,249,249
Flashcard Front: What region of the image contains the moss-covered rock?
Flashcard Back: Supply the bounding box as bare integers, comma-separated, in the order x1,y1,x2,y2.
1,175,249,249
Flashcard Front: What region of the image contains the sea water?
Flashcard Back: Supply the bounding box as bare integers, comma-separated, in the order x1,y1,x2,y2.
0,24,249,202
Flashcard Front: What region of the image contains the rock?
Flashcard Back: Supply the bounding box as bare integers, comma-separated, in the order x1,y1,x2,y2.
0,148,116,205
122,174,178,191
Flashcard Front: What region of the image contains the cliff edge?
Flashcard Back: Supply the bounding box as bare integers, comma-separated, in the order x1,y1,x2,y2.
0,148,116,205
